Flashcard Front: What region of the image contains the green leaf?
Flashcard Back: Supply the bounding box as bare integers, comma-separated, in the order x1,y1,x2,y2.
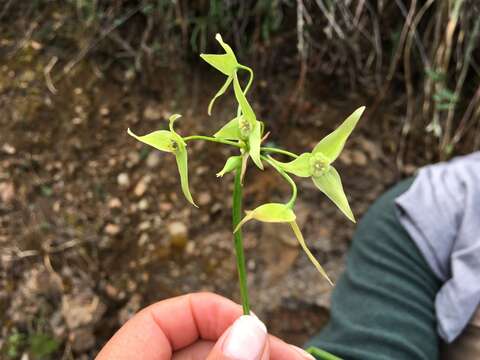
290,221,333,285
200,54,237,76
313,106,365,163
127,128,176,153
208,76,233,115
175,143,197,207
217,155,242,177
312,166,355,222
233,71,256,127
28,333,60,358
249,122,263,169
234,203,296,232
271,153,312,177
214,117,241,140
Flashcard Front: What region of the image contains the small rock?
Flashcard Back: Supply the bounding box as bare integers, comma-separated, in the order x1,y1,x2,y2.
134,176,150,197
99,106,110,116
159,202,173,213
127,151,141,167
185,241,196,255
108,197,122,209
168,221,188,248
138,220,151,232
198,191,212,206
138,233,149,246
69,328,95,352
104,223,121,236
0,182,15,203
146,151,161,168
117,173,130,188
2,143,16,154
143,103,163,121
62,293,106,329
351,150,368,166
138,198,149,210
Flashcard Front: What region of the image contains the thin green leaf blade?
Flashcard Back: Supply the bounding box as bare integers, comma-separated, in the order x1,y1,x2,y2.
312,166,355,222
313,106,365,162
208,76,233,115
271,153,312,177
249,122,263,169
214,117,241,140
127,128,175,153
175,144,197,207
290,221,333,285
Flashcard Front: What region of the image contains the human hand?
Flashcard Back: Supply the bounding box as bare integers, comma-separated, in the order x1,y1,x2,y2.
96,292,315,360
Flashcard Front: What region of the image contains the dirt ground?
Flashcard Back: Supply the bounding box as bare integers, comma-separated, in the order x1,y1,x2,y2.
0,44,414,359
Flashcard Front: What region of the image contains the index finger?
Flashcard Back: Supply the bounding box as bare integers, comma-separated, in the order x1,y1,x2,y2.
96,292,243,360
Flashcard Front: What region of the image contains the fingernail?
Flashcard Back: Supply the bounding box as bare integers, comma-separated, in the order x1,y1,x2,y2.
291,345,316,360
222,315,267,360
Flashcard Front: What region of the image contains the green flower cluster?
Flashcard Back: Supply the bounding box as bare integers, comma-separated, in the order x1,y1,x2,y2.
128,34,365,285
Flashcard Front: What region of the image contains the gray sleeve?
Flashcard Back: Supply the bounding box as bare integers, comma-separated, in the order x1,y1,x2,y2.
395,152,480,342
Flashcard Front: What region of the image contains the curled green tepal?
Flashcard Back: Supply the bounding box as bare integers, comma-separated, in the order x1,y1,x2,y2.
217,155,242,177
248,122,263,170
214,117,241,140
200,34,238,76
313,106,365,162
234,203,296,233
233,72,256,127
127,128,177,153
272,153,312,178
312,166,354,222
175,142,197,208
234,203,333,285
290,221,333,285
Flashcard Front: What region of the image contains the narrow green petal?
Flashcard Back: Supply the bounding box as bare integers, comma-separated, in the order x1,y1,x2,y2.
208,76,233,115
234,203,296,233
127,128,175,153
313,106,365,162
175,144,197,207
312,166,355,222
215,33,237,61
271,153,312,178
216,155,242,177
214,117,240,140
290,221,333,286
169,115,181,134
249,122,263,169
200,54,237,76
233,71,256,127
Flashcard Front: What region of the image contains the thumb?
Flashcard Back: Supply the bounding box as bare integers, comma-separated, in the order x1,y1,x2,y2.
206,315,270,360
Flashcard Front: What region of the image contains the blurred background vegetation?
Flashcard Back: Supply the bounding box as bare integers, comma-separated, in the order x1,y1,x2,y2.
1,1,479,359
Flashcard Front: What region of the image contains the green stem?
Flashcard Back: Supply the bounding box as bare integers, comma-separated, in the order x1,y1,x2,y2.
232,166,251,315
262,155,297,208
306,347,343,360
183,135,242,148
261,147,299,159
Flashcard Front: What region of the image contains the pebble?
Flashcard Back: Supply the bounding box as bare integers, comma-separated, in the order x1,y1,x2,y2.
108,197,122,209
0,182,15,203
167,221,188,248
198,191,212,206
143,103,163,121
117,173,130,188
138,198,149,210
134,176,150,197
146,151,161,168
104,223,121,236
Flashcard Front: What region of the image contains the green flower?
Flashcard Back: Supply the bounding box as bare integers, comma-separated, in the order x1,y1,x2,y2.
271,106,366,222
201,34,263,170
127,114,197,207
234,203,333,285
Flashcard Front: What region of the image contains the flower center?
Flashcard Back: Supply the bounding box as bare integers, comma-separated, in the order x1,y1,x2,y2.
169,139,178,152
310,153,330,177
238,116,251,139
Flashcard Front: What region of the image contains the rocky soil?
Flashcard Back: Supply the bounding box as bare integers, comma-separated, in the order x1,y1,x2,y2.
0,43,411,359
